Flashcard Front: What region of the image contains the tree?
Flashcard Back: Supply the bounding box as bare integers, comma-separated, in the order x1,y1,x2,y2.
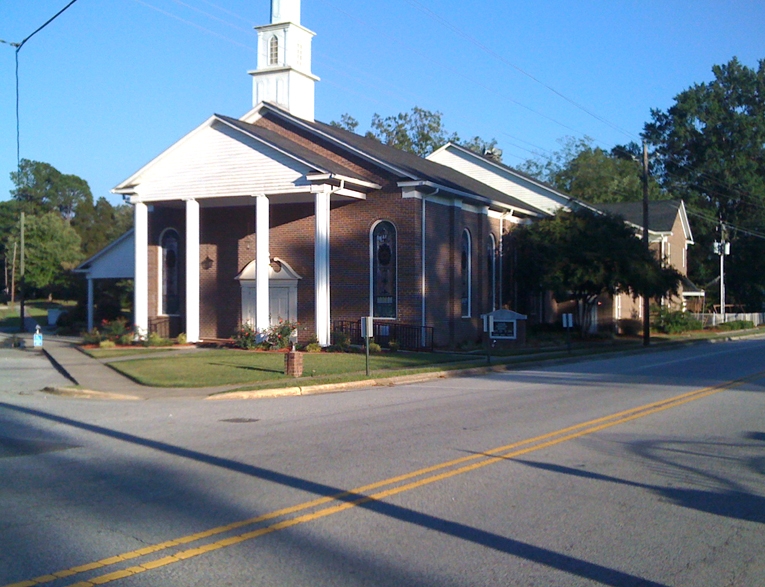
3,212,83,295
519,137,663,203
331,107,498,159
509,209,679,336
644,57,765,309
10,159,92,220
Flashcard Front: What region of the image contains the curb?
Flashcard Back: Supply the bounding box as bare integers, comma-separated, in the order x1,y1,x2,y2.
41,387,142,400
42,347,79,386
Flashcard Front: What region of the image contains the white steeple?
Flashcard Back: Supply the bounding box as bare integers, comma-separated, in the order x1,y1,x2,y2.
271,0,300,25
249,0,319,121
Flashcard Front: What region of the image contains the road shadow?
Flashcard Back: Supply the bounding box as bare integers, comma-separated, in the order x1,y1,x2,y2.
0,401,668,587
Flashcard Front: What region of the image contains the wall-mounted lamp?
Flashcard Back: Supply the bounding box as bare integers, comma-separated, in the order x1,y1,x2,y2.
201,256,214,270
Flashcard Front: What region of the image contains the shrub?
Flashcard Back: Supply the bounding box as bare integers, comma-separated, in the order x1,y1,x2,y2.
265,319,298,350
144,331,173,347
304,342,322,353
101,318,132,343
388,340,400,352
368,342,382,354
331,330,351,349
233,323,260,350
99,340,116,349
117,334,134,346
653,308,702,334
82,329,102,345
176,332,187,345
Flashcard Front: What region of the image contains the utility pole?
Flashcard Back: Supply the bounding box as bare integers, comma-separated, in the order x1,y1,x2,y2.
19,212,25,333
641,140,650,347
716,220,729,324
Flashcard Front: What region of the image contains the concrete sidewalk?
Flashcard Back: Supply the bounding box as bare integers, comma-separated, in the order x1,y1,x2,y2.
41,338,254,400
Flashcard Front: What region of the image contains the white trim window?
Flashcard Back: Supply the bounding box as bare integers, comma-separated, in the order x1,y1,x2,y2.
159,228,180,316
371,221,397,319
488,233,497,311
461,229,472,318
269,35,279,66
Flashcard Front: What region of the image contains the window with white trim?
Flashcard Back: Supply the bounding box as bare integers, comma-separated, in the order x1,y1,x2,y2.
461,229,472,317
160,229,180,315
269,35,279,65
372,221,397,318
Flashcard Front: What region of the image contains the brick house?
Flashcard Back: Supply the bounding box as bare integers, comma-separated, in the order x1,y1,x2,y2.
111,0,544,348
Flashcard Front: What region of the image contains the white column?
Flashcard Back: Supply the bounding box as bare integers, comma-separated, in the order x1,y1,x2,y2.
315,189,331,346
256,194,270,332
87,277,94,332
134,202,149,336
185,199,200,343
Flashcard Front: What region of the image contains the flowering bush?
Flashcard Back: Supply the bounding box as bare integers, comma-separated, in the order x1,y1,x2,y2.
233,320,298,350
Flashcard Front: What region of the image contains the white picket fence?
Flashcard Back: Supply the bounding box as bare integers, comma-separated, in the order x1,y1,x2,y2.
692,313,765,328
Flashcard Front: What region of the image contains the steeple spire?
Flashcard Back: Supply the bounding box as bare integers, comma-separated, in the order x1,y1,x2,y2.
248,0,318,121
271,0,301,25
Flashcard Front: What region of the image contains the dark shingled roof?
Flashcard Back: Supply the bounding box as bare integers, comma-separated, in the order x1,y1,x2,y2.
216,114,367,181
235,104,546,216
596,200,682,233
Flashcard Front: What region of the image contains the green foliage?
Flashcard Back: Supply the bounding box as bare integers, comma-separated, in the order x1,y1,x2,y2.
233,323,260,350
99,340,116,349
233,321,298,350
652,308,702,334
716,320,755,331
144,331,173,347
331,330,351,349
644,58,765,310
265,319,298,350
367,342,382,354
518,136,663,203
304,342,322,353
333,107,498,159
176,332,187,345
82,329,102,345
388,340,400,352
510,208,680,335
2,212,83,293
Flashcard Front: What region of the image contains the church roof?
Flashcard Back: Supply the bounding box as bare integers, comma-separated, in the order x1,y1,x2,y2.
253,103,547,216
596,200,683,233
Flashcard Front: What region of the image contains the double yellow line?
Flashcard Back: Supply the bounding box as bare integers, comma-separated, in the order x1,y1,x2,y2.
7,371,763,587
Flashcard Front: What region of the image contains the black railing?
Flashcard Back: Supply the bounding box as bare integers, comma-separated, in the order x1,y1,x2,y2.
148,316,171,339
332,320,434,351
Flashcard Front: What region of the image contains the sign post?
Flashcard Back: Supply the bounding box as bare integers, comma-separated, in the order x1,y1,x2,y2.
361,316,373,377
33,324,43,349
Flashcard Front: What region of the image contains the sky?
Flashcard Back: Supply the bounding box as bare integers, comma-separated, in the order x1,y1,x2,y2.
1,0,764,207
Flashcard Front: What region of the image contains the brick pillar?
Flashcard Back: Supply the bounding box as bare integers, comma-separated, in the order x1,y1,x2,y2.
284,350,304,377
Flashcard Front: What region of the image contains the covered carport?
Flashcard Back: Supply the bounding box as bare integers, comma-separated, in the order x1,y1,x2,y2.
73,230,134,332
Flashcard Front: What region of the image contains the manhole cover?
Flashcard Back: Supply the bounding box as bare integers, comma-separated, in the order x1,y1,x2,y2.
219,418,260,423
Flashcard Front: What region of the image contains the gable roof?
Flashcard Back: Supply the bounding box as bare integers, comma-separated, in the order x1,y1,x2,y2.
597,200,693,242
253,103,546,216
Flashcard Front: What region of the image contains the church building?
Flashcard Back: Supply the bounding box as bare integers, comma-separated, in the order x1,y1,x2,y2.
112,0,543,348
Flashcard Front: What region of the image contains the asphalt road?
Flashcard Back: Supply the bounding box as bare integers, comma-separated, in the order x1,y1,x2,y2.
1,339,764,586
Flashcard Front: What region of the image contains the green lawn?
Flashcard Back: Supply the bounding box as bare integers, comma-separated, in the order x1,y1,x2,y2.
0,300,75,329
108,349,477,388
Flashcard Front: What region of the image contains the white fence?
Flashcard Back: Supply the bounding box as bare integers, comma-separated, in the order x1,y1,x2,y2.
692,313,765,328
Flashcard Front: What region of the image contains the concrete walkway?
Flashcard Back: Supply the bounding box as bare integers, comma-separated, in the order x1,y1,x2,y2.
41,338,252,399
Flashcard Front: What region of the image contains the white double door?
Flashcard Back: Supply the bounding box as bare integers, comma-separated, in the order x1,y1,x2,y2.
241,285,294,327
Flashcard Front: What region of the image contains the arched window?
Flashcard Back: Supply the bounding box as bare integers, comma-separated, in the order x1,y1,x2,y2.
161,229,180,315
371,221,397,318
461,229,472,317
488,234,497,311
269,35,279,65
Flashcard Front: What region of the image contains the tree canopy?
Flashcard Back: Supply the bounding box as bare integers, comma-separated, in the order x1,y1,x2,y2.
644,57,765,310
3,160,132,298
331,107,498,159
510,208,680,335
519,137,663,203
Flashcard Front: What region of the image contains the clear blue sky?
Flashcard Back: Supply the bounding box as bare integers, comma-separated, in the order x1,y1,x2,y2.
1,0,763,206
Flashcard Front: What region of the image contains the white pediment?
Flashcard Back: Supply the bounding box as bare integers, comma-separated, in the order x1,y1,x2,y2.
116,118,316,202
235,257,302,282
